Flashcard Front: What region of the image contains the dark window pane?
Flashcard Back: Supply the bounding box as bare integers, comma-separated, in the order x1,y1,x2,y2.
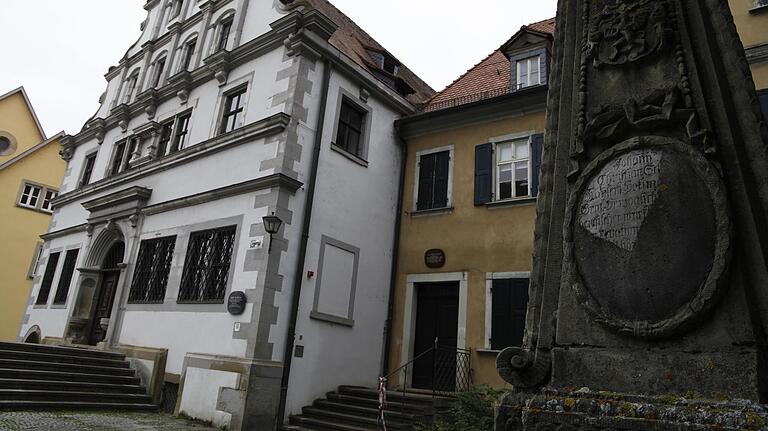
217,20,232,52
36,252,61,305
172,113,191,152
416,151,450,210
491,278,529,350
759,92,768,122
336,99,366,157
178,226,236,303
221,87,246,134
81,154,96,187
110,143,126,175
183,40,197,71
53,249,79,305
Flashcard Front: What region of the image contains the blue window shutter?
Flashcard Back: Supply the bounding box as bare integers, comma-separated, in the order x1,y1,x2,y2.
474,143,493,205
531,134,544,197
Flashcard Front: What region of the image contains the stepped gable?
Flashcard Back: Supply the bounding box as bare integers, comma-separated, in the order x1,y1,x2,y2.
286,0,436,103
425,17,556,112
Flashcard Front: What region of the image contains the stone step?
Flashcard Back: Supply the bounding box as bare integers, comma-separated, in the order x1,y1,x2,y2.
0,400,157,411
338,385,453,407
289,414,377,431
0,359,136,376
0,378,146,394
326,392,435,414
301,407,410,430
0,368,140,385
0,342,125,361
0,389,153,404
0,349,130,368
313,399,426,423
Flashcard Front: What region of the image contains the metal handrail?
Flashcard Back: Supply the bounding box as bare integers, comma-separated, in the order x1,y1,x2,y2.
383,338,438,382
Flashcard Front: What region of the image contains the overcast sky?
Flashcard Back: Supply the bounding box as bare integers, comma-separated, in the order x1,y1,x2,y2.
0,1,556,137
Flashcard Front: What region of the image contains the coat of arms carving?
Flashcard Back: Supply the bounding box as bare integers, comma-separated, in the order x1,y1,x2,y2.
587,0,674,68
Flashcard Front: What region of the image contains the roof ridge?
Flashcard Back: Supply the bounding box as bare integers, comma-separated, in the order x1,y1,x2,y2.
0,86,47,140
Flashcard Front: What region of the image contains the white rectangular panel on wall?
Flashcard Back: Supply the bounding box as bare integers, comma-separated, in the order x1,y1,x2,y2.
312,236,360,326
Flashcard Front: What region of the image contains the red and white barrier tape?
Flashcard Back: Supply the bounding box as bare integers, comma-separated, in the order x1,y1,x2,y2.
377,376,388,431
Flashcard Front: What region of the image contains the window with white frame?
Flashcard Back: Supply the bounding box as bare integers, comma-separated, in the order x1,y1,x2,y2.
18,182,58,213
516,56,541,89
19,183,42,209
496,138,530,200
41,189,58,213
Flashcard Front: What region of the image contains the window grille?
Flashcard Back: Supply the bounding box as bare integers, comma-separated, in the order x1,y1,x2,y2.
128,236,176,303
36,252,60,305
178,226,236,303
53,249,79,305
335,99,366,157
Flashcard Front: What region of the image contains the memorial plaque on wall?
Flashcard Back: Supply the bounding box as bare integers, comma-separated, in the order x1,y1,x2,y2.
227,291,247,316
425,249,446,268
563,138,730,338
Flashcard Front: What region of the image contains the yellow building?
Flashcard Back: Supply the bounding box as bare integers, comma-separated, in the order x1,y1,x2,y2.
387,20,554,391
730,0,768,116
0,87,65,342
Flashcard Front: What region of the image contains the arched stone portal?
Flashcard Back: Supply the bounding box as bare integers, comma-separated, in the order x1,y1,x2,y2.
67,224,126,346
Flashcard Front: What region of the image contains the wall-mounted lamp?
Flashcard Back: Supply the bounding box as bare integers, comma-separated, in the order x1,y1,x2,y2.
262,212,283,254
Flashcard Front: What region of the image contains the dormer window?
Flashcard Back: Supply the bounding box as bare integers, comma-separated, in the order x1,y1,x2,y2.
366,48,400,76
516,56,541,89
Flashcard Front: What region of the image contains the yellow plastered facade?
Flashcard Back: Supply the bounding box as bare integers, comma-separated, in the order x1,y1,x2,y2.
729,0,768,91
0,90,65,342
390,111,545,390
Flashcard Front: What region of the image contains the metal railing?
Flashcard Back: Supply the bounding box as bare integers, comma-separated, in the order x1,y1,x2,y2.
382,339,472,398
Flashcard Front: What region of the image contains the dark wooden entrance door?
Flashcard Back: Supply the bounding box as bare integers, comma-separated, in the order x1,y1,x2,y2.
88,271,119,345
412,282,459,391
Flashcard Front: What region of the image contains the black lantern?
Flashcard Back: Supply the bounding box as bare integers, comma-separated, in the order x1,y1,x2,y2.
262,213,283,253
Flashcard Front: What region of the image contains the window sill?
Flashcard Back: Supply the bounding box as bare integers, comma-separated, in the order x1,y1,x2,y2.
310,310,354,327
750,4,768,14
50,304,68,309
485,196,536,209
127,301,165,305
330,143,368,167
410,206,453,218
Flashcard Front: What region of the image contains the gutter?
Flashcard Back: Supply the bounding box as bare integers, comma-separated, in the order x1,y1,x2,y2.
381,124,408,377
275,58,333,429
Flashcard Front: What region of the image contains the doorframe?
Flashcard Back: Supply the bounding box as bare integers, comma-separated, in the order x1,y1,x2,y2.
400,272,467,388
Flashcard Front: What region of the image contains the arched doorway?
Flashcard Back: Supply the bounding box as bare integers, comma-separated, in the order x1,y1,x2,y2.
87,240,125,345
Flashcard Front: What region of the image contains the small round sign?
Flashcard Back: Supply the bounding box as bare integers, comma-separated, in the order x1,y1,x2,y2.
425,249,446,268
227,291,248,316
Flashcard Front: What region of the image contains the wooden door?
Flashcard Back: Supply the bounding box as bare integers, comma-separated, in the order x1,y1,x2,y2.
412,282,459,391
88,272,119,345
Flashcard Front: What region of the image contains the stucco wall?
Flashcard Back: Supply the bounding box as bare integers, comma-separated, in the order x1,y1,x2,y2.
391,110,546,389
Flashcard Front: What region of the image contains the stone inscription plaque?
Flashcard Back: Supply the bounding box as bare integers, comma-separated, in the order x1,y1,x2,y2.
569,142,725,329
579,150,662,252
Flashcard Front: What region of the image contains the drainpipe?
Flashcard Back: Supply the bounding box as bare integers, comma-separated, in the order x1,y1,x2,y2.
275,58,332,430
380,124,408,377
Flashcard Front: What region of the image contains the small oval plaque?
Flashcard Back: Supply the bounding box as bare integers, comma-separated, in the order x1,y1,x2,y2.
425,249,446,268
227,291,248,316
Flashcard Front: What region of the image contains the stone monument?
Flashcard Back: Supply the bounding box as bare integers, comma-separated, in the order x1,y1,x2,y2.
496,0,768,429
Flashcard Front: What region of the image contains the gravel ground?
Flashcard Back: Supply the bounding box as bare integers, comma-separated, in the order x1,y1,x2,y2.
0,410,221,431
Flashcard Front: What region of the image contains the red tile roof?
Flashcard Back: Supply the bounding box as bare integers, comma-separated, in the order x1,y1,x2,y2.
424,17,556,112
284,0,436,103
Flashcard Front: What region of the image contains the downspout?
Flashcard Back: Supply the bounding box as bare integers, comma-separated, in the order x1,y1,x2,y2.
381,123,408,377
275,59,332,429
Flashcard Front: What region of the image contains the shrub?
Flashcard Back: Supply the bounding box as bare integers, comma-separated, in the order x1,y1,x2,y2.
417,385,505,431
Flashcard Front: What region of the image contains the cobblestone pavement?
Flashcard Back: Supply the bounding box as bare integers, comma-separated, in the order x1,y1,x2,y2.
0,411,220,431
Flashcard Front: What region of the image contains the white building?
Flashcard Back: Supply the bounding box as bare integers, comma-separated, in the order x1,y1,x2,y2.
18,0,433,428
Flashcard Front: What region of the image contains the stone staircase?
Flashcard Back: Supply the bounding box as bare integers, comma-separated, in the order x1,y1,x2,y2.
284,385,453,431
0,342,155,410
